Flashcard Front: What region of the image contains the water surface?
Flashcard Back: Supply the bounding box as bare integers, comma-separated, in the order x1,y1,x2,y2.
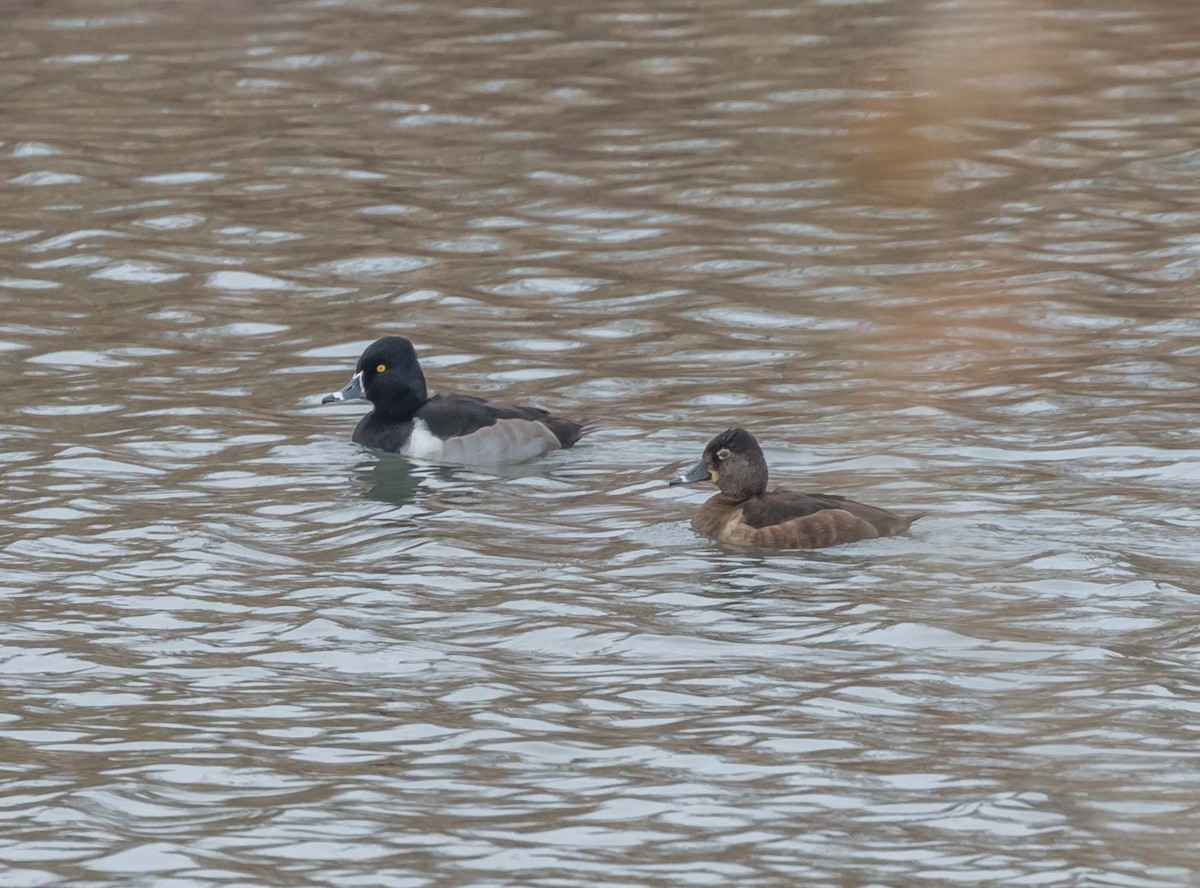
2,0,1200,884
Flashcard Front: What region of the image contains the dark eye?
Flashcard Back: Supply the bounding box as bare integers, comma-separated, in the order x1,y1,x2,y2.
716,448,731,460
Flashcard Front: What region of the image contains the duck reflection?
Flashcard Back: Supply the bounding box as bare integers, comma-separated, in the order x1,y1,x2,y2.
356,452,419,506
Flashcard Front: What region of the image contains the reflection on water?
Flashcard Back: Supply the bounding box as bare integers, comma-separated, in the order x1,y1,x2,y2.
359,453,419,506
2,0,1200,883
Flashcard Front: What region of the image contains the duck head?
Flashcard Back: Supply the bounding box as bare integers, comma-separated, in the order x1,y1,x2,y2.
670,427,769,501
322,336,428,419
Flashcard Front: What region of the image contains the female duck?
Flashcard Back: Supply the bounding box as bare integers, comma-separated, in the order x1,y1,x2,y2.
670,428,922,549
321,336,584,464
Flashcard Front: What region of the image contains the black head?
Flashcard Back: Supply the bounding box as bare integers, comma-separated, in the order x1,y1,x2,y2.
321,336,428,419
670,427,768,501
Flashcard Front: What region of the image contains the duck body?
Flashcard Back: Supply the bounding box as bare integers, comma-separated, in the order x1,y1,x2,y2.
352,394,579,462
322,336,584,464
671,428,922,550
693,490,919,548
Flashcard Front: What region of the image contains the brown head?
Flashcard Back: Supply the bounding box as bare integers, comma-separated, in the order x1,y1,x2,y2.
669,427,769,502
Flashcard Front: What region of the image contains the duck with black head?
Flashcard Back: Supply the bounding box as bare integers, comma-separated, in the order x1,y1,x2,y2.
670,428,923,549
321,336,585,464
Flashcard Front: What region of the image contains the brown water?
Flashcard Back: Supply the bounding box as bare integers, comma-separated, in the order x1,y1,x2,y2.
2,0,1200,884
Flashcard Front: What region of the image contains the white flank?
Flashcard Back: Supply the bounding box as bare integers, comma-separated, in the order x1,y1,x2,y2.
401,417,561,465
400,418,447,460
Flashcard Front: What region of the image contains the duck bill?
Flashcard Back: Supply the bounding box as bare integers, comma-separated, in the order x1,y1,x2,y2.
669,461,712,486
321,371,365,405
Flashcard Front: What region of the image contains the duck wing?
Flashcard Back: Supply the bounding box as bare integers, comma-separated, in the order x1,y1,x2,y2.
742,491,922,537
419,394,585,446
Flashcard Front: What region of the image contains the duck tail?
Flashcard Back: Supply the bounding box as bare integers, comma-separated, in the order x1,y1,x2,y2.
898,511,927,533
544,416,594,449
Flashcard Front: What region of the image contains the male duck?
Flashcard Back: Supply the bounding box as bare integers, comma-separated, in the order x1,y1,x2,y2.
670,428,923,549
321,336,585,463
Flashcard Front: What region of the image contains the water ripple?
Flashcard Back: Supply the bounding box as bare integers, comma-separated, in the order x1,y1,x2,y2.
0,0,1199,884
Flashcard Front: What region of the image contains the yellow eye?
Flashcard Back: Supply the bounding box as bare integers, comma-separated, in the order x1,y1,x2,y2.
376,363,386,373
717,448,731,460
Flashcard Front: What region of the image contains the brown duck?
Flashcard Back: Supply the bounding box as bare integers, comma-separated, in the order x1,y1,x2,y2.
670,428,924,549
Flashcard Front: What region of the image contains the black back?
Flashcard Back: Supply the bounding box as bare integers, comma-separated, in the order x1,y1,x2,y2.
418,395,584,447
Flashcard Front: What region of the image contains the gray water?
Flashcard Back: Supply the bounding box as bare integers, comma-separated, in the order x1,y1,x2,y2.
2,0,1199,885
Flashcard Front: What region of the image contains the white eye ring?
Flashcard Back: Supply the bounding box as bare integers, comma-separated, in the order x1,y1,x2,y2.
717,448,731,460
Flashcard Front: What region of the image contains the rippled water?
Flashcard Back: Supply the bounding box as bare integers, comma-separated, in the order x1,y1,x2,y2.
3,0,1200,884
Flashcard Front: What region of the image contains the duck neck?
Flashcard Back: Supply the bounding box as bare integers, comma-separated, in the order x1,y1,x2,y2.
717,465,768,501
371,389,427,422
